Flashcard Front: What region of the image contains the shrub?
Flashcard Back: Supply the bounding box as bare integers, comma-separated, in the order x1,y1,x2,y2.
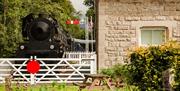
127,41,180,91
174,53,180,90
101,64,132,84
102,41,180,91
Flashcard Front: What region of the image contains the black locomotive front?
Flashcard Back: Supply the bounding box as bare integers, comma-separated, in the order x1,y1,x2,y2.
17,13,71,58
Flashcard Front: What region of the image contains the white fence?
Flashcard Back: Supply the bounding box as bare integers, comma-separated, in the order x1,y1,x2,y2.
0,52,97,84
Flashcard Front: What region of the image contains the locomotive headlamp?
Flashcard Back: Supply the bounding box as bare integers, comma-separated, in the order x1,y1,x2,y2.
20,45,25,50
59,50,63,53
50,45,54,49
49,39,52,42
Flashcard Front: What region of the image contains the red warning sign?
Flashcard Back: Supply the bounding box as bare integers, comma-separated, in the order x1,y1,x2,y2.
27,59,40,74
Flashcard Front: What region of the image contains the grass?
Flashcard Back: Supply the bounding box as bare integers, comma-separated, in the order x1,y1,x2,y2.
0,84,139,91
0,84,78,91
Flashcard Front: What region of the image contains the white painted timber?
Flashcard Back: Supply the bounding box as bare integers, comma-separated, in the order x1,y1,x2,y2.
0,52,97,84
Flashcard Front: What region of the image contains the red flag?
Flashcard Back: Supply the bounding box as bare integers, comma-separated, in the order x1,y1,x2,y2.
73,19,79,25
66,20,71,24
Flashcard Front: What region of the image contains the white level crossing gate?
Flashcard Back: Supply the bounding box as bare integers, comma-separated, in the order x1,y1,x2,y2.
0,52,97,84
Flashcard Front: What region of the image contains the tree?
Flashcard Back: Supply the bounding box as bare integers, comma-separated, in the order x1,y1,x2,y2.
83,0,95,19
0,0,84,57
83,0,95,41
84,0,94,17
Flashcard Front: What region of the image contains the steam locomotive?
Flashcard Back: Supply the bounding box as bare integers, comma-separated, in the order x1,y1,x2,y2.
16,13,72,58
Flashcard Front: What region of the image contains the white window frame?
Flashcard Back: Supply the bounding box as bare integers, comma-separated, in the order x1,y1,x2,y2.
140,27,167,46
131,21,176,46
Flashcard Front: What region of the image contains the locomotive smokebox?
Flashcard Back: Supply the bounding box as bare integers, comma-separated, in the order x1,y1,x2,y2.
27,18,55,41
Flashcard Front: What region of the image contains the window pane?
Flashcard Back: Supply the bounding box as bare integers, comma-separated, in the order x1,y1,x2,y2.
141,30,152,45
152,30,165,44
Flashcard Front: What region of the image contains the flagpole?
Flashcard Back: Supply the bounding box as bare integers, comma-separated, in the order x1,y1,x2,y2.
85,17,89,52
90,16,93,52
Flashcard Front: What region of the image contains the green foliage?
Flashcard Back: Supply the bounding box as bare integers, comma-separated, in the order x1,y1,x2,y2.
101,64,132,84
102,41,180,91
83,0,95,18
0,0,2,14
101,64,122,80
58,82,66,91
0,0,24,57
51,81,57,88
127,41,180,91
83,0,94,7
39,86,47,91
174,53,180,90
0,0,84,57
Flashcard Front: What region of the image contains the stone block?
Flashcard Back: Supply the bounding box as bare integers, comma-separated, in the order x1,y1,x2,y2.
129,30,136,34
176,12,180,16
107,16,118,21
165,3,176,11
155,16,167,20
127,4,138,11
118,17,125,21
177,21,180,24
177,0,180,3
105,47,117,52
106,26,114,30
176,4,180,11
125,17,140,21
104,10,114,15
131,38,137,42
116,21,122,25
105,20,111,25
105,20,121,26
174,16,180,20
166,16,175,21
173,30,180,37
118,0,131,3
114,38,129,42
141,16,155,21
131,0,143,4
164,11,177,16
141,11,153,16
114,26,129,30
130,26,136,30
122,21,132,25
107,52,118,57
164,0,176,3
105,60,111,66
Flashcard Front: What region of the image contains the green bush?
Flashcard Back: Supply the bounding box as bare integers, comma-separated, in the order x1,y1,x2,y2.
127,41,180,91
102,41,180,91
174,55,180,90
101,64,133,85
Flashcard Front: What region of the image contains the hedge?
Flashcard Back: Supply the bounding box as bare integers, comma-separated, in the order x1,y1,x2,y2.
102,41,180,91
128,41,180,91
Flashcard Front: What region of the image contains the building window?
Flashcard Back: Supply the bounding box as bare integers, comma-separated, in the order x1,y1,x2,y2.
140,27,167,45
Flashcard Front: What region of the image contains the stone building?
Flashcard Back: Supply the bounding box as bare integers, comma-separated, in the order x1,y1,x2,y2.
96,0,180,69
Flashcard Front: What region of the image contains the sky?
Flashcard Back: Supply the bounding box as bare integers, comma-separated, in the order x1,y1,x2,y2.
70,0,89,17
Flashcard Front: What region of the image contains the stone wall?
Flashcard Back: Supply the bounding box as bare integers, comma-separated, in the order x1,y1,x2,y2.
97,0,180,69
